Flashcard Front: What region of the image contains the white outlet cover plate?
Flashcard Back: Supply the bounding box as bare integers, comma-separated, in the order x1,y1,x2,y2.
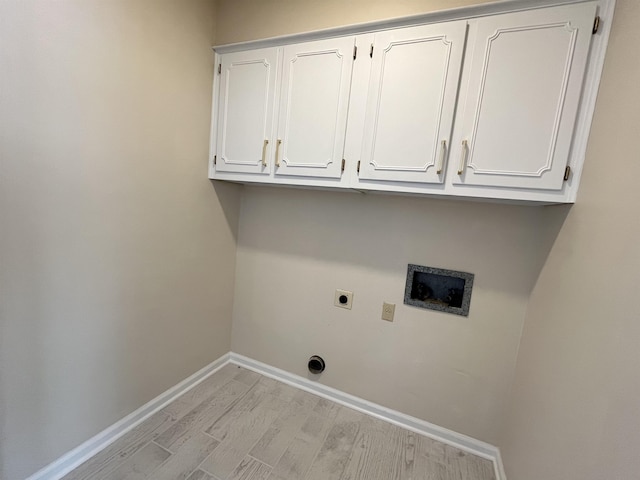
382,302,395,322
334,289,353,310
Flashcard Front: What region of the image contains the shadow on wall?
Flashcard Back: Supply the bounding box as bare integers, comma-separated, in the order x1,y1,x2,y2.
234,184,570,299
211,180,243,244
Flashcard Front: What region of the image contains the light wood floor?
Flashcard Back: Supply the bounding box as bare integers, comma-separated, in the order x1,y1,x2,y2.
62,364,496,480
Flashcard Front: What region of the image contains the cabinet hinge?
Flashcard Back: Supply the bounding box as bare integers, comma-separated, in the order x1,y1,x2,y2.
213,155,217,165
564,165,571,181
353,45,357,60
369,44,374,58
357,160,361,174
341,159,346,172
593,15,600,34
217,64,221,74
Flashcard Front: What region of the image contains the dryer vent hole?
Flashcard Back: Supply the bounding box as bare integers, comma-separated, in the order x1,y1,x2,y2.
308,355,325,374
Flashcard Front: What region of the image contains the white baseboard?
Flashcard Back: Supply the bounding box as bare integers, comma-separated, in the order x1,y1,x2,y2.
495,448,508,480
230,352,507,480
25,353,231,480
26,351,506,480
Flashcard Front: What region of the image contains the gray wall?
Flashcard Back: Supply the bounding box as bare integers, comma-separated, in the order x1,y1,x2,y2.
499,1,640,478
231,187,557,444
0,1,240,478
3,0,637,478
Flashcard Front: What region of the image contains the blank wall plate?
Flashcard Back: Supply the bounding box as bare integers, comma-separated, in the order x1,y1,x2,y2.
382,302,395,322
334,289,353,310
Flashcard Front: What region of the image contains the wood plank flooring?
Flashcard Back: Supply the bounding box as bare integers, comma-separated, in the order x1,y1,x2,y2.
62,365,496,480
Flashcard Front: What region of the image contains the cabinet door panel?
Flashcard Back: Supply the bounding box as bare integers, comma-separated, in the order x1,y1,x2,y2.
452,3,596,190
215,48,278,174
275,37,355,178
359,22,467,184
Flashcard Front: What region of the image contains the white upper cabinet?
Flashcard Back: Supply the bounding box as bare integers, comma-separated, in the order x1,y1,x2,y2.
210,0,612,204
211,37,355,185
275,37,355,179
450,2,597,191
214,48,279,175
359,22,467,185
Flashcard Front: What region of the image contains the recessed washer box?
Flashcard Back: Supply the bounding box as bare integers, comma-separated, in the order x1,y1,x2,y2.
404,264,474,317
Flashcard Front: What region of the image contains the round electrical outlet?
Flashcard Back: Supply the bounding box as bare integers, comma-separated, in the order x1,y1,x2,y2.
334,289,353,310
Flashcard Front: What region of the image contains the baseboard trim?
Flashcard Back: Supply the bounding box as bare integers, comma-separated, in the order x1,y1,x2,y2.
26,351,507,480
495,448,508,480
230,352,507,480
25,353,231,480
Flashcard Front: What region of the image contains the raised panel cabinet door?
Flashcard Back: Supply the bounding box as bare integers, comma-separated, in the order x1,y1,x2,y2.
215,48,279,175
358,22,467,184
452,2,597,190
274,37,356,179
